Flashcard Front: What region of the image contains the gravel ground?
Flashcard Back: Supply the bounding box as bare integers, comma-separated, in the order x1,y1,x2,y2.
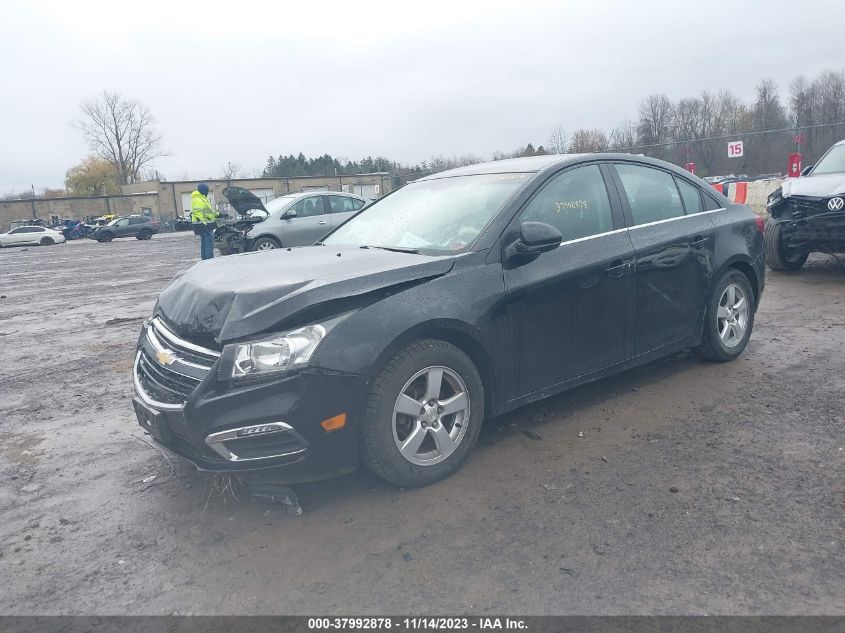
0,233,843,615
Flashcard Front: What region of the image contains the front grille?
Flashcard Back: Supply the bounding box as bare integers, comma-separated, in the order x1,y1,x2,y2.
789,195,839,217
134,319,218,408
150,317,220,366
136,351,201,404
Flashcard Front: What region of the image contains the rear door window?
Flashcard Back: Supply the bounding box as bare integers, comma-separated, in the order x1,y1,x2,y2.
675,177,704,214
327,195,357,213
615,164,686,226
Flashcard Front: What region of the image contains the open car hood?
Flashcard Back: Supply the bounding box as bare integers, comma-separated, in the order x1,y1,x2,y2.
156,245,456,343
222,186,268,215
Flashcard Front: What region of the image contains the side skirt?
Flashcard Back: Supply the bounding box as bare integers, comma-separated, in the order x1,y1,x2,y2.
503,334,698,413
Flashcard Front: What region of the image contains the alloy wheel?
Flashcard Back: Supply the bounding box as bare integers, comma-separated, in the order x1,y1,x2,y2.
392,366,471,466
717,283,749,348
257,241,276,250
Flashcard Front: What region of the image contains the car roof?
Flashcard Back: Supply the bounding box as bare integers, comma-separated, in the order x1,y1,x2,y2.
286,191,363,198
415,152,712,183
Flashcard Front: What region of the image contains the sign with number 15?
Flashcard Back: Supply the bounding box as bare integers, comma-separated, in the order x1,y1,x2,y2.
728,141,744,158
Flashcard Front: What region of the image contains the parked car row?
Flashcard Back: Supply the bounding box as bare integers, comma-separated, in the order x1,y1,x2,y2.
1,214,160,248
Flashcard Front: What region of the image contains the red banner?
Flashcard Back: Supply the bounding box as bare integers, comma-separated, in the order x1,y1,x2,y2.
788,152,802,178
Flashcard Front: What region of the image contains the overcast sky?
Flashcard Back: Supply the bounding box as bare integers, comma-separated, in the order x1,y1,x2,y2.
2,0,843,192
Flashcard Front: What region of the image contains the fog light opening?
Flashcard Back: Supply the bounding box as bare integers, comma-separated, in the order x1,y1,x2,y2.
320,413,347,432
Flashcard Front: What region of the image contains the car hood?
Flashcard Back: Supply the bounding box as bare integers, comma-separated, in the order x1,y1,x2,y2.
782,173,845,198
222,186,268,215
156,246,456,343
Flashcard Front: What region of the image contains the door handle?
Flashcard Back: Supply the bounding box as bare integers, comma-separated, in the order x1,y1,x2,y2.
317,220,328,225
691,235,709,249
606,260,631,278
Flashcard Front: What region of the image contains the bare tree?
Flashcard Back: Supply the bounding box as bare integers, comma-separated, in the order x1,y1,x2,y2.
636,94,675,159
75,91,165,185
221,161,245,180
608,120,637,150
753,79,787,131
568,129,609,153
548,126,568,154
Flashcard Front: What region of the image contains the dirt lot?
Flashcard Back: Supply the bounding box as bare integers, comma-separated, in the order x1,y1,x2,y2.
0,233,843,615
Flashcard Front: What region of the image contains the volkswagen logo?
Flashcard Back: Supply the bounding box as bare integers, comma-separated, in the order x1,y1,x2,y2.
828,197,845,211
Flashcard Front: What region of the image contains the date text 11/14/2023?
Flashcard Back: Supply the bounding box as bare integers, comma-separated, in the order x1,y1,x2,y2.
307,617,528,630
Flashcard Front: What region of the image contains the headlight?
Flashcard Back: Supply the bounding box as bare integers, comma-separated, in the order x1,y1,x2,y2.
225,324,326,380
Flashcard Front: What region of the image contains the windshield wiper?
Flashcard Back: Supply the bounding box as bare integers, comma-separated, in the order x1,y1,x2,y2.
360,245,420,254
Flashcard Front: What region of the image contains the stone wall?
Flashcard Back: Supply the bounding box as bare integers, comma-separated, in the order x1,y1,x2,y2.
0,193,161,231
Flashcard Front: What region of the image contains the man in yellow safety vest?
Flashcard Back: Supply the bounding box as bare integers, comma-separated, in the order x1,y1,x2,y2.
190,183,220,260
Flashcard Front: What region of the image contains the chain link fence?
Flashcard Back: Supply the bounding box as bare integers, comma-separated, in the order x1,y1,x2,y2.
616,122,845,179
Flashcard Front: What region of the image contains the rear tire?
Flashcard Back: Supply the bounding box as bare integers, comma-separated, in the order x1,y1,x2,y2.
765,220,808,271
252,236,280,251
137,229,152,240
361,339,484,488
40,237,53,246
695,269,755,362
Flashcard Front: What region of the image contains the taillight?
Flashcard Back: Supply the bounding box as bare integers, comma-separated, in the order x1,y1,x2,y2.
754,216,765,235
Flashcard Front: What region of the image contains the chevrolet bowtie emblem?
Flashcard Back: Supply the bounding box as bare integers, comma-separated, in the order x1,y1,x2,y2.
156,349,176,366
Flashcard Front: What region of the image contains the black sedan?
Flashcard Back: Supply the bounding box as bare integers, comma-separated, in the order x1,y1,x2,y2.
132,154,765,487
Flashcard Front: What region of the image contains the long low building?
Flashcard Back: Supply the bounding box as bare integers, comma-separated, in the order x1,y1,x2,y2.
121,173,392,218
0,172,392,230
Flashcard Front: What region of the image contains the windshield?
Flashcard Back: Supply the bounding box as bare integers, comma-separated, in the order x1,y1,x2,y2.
265,195,299,214
812,144,845,175
107,218,120,226
323,173,529,253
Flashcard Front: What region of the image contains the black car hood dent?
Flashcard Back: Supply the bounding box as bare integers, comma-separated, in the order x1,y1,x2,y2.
157,246,456,343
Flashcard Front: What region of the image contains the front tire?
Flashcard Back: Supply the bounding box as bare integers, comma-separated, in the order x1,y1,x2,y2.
98,232,113,243
765,220,808,271
695,269,755,362
40,237,53,246
361,339,484,488
252,237,280,251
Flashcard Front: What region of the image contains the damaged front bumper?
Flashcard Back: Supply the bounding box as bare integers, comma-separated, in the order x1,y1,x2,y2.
132,318,366,482
769,195,845,253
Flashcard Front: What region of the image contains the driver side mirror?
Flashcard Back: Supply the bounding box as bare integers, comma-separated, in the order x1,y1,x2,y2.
506,221,562,259
283,209,297,218
800,164,814,176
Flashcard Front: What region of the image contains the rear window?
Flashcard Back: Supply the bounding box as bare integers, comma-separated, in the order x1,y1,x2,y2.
615,164,685,225
675,177,703,214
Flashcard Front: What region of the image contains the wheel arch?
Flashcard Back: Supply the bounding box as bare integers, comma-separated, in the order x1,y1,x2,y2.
721,257,760,308
251,234,282,249
368,319,498,418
